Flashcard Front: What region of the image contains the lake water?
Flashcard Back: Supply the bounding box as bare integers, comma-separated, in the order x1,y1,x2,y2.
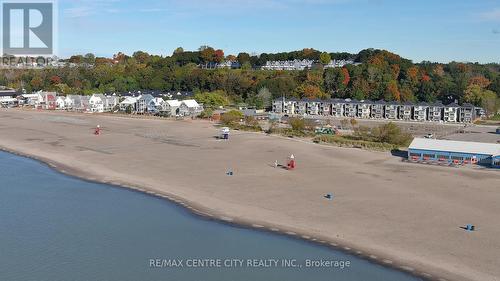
0,151,421,281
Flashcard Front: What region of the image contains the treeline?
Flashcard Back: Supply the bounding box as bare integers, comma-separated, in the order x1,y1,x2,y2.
1,48,499,114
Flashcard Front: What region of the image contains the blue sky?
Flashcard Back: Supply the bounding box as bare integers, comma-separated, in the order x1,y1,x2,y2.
58,0,500,63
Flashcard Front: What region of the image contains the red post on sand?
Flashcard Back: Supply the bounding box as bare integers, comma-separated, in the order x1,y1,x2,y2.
94,125,101,135
287,154,296,170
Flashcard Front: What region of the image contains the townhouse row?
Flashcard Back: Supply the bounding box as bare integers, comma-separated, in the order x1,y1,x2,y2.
5,91,203,117
118,94,203,117
272,98,485,123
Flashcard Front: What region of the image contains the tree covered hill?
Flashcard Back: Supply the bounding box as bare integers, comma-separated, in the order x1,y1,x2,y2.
1,47,499,113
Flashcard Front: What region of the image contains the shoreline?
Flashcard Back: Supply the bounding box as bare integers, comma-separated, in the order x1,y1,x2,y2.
0,145,442,281
1,109,498,281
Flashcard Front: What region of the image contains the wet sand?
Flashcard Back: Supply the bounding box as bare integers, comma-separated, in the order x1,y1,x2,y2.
1,109,499,281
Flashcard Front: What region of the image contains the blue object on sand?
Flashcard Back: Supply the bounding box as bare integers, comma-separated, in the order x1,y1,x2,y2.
466,224,475,231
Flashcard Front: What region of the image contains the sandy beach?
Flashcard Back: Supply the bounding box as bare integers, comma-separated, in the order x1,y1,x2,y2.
1,109,499,281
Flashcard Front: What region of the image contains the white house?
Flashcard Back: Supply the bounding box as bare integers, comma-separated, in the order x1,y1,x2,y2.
55,96,66,109
120,96,137,112
261,59,314,71
104,95,119,112
0,97,17,107
135,94,154,113
179,99,203,117
65,95,76,110
324,59,356,69
89,94,105,113
148,97,165,113
164,100,182,116
0,89,17,107
81,96,90,112
22,92,44,107
0,91,17,107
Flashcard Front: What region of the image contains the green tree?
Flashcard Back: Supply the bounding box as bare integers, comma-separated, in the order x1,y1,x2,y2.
257,87,272,109
244,116,259,127
84,53,96,64
319,52,331,65
199,108,214,119
221,110,244,125
55,83,71,94
370,123,412,146
237,53,251,65
324,68,348,96
194,90,229,108
173,47,184,55
289,117,305,132
241,62,252,70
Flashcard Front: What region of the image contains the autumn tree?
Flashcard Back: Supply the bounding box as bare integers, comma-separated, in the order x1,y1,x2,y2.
30,76,43,90
294,84,326,99
214,49,225,63
406,66,419,85
469,76,491,89
50,75,62,85
132,51,150,64
113,52,127,63
199,46,216,65
2,47,499,110
464,85,499,114
302,48,314,58
69,55,83,63
385,80,401,101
